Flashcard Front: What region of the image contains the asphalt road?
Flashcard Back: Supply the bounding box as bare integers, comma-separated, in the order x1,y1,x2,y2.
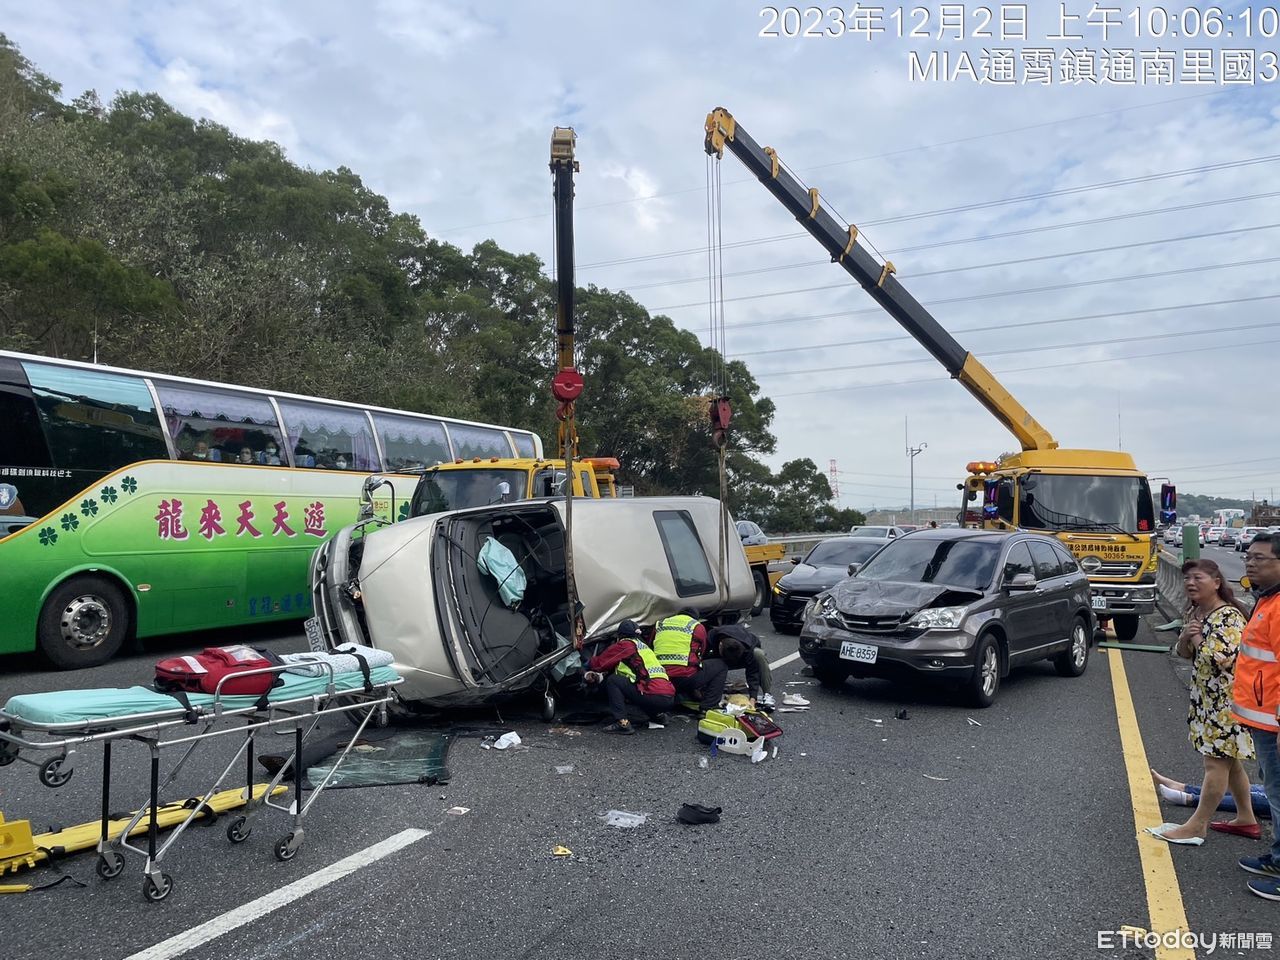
1,616,1275,960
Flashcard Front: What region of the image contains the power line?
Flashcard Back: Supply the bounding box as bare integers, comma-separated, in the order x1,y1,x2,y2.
731,293,1280,359
437,90,1222,235
657,251,1280,313
618,216,1280,293
576,189,1280,273
768,335,1280,399
755,319,1279,379
1151,456,1280,473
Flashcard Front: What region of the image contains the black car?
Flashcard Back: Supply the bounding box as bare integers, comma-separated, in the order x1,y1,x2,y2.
798,529,1094,707
770,536,891,633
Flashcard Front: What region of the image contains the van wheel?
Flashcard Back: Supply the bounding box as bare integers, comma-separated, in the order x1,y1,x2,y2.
750,570,770,617
1112,615,1140,643
37,576,129,669
1054,617,1091,677
966,634,1001,708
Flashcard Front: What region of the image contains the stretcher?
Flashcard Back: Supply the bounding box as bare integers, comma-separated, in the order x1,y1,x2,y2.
0,661,401,902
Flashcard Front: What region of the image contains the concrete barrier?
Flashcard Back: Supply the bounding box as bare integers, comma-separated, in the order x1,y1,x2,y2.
1156,551,1186,616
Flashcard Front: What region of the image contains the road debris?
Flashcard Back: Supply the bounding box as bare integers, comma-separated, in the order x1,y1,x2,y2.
865,717,884,725
446,806,470,815
966,717,982,727
547,726,582,737
894,709,910,720
676,803,722,825
554,764,575,775
552,845,573,857
601,810,648,828
492,732,522,750
923,775,950,782
698,757,709,769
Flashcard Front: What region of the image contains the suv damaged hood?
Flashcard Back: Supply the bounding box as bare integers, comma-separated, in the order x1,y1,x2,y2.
829,578,984,616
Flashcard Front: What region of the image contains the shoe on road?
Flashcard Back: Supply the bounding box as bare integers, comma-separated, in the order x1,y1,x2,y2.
1210,821,1262,840
1239,854,1280,877
603,719,635,735
1247,878,1280,901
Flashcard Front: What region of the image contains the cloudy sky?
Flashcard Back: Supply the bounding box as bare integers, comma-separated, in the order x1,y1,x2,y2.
5,1,1279,509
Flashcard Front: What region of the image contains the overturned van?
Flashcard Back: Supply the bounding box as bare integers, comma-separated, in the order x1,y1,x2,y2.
307,495,754,710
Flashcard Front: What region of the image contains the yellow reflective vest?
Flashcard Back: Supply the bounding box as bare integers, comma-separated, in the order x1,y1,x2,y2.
616,639,670,684
652,615,700,670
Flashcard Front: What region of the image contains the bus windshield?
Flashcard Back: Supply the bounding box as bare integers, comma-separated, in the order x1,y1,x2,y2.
1017,474,1155,534
411,469,530,516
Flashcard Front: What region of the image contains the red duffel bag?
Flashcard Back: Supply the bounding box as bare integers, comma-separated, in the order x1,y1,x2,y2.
155,645,278,696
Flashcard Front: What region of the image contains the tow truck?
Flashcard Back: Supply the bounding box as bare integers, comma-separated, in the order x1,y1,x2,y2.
705,108,1159,640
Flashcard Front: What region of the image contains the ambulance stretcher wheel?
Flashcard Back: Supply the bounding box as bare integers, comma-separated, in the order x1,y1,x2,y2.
226,816,251,844
143,873,173,902
39,756,73,788
274,832,299,862
96,851,125,880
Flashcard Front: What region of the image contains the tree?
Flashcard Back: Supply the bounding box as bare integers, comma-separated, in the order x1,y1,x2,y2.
768,458,834,533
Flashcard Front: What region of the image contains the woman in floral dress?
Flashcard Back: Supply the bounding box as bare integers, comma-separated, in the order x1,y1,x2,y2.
1147,559,1257,844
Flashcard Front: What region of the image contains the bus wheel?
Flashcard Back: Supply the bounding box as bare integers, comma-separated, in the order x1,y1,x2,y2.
1112,615,1140,643
37,576,129,669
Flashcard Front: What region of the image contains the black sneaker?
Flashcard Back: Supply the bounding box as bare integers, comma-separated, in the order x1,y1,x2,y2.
1239,854,1280,878
651,712,671,726
603,719,635,735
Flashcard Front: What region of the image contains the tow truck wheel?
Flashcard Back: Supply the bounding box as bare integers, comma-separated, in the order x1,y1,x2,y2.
1112,615,1140,643
750,571,770,617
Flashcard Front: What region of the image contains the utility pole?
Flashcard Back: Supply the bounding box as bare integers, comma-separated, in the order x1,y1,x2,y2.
905,417,926,525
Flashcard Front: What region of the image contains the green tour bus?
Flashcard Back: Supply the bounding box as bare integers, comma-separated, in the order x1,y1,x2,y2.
0,350,542,669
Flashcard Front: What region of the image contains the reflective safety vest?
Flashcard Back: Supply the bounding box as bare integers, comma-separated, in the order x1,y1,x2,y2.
1232,591,1280,733
652,615,700,669
616,639,670,684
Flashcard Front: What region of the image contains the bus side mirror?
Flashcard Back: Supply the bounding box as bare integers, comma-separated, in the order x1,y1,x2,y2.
358,475,385,522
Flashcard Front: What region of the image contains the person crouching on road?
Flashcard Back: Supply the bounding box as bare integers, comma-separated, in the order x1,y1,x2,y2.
707,623,775,708
1232,532,1280,901
652,610,728,715
583,620,675,736
1145,559,1255,846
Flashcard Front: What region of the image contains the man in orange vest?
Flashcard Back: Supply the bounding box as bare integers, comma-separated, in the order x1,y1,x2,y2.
1232,532,1280,901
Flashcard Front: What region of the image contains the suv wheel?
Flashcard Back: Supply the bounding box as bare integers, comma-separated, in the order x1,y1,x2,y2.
966,634,1001,708
1054,617,1091,677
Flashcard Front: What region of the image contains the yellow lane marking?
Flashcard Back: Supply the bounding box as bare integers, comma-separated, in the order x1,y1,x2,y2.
1107,649,1195,960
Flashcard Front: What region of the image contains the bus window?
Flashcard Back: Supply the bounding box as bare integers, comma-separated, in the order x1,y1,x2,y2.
448,423,514,460
374,413,450,473
154,382,286,465
0,357,52,469
276,399,379,471
23,361,168,471
510,431,537,458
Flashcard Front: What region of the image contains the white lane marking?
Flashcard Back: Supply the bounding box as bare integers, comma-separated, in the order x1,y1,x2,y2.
769,651,801,670
124,828,431,960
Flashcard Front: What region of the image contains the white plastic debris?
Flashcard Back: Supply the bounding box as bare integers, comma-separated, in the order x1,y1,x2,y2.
555,764,575,775
698,757,709,769
751,747,768,764
602,810,648,828
923,774,951,782
493,732,522,750
446,806,470,815
966,717,982,726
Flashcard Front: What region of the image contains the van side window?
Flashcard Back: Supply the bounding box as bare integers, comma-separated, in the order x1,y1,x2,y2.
23,361,168,471
654,510,716,597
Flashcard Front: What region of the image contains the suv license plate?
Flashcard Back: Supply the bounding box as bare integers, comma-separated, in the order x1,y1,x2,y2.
1091,596,1107,610
839,641,878,664
304,616,326,652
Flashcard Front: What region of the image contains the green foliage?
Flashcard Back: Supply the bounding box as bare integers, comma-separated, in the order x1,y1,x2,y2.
0,37,797,500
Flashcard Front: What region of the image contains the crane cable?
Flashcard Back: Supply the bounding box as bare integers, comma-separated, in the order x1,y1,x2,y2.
706,152,731,607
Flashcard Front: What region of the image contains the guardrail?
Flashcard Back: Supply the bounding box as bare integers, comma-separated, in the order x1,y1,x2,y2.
768,533,845,560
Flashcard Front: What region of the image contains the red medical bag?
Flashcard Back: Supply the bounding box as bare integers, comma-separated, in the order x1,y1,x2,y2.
155,645,277,696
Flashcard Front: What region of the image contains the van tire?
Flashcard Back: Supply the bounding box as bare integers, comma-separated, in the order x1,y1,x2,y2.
37,575,129,670
750,570,770,617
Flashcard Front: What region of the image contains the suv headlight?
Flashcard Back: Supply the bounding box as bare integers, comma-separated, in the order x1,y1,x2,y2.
806,594,837,620
907,605,968,629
